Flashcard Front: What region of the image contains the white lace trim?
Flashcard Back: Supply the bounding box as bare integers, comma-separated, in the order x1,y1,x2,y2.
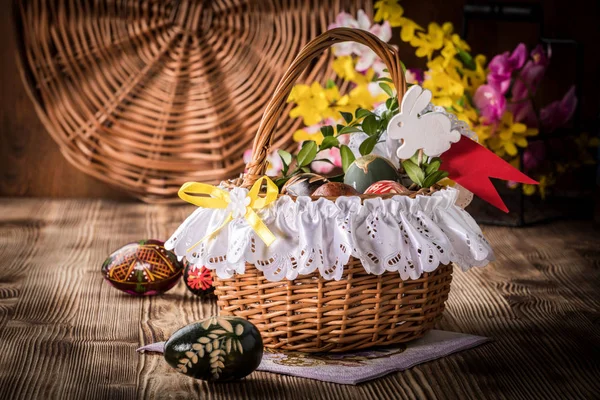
165,187,494,282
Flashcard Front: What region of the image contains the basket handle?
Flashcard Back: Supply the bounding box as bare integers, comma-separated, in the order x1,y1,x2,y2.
242,27,407,188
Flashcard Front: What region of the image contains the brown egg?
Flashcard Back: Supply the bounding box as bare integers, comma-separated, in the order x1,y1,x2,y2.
311,182,359,197
281,173,328,196
101,239,183,296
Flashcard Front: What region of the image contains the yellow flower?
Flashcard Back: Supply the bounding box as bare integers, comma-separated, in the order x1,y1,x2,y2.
293,128,324,145
346,83,388,111
398,17,424,42
523,175,553,199
410,22,447,59
332,56,375,86
486,112,538,157
451,33,470,52
374,0,404,27
422,56,465,107
462,54,488,93
454,104,479,128
288,81,343,126
472,122,494,142
522,184,536,196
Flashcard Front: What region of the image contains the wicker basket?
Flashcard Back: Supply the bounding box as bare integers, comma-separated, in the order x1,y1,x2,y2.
213,28,453,353
15,0,366,202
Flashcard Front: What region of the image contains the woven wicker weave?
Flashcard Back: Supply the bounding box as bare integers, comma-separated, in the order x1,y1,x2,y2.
213,28,453,353
15,0,366,202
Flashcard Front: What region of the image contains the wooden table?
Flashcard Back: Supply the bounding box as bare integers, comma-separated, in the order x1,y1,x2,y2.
0,198,598,399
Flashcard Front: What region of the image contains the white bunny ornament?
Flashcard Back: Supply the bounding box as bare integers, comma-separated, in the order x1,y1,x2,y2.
387,85,461,159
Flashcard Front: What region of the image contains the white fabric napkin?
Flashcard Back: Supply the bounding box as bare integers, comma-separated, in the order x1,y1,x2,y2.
257,330,490,385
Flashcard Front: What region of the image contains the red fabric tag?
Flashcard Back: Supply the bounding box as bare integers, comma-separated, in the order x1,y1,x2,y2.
440,136,538,213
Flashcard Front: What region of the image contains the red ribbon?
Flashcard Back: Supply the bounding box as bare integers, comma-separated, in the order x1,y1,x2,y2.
439,136,538,213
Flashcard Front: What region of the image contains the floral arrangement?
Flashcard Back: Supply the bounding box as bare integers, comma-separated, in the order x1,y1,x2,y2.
247,0,590,200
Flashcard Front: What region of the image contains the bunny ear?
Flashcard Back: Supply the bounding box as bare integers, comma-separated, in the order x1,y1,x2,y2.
400,85,423,115
411,87,432,116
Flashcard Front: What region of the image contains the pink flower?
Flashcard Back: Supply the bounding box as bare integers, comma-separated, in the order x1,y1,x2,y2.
487,43,528,94
473,84,506,124
405,68,424,84
508,44,551,125
328,10,392,72
540,86,577,132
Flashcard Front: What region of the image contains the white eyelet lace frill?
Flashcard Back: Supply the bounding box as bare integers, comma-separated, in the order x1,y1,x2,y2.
165,186,494,282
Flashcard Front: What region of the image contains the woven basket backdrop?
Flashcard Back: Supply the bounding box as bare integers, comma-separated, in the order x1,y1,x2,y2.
15,0,369,202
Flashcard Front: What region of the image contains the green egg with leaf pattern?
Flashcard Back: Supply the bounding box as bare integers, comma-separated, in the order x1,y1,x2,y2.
164,316,263,381
343,155,399,193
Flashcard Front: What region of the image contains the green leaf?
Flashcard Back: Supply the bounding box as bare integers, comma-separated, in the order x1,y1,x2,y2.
385,97,398,111
340,145,355,173
377,77,394,84
340,111,353,124
456,49,476,70
355,108,373,119
422,170,449,188
409,151,421,165
400,61,407,76
379,83,394,97
275,176,291,190
320,125,334,137
297,141,318,167
277,149,293,175
380,110,393,123
425,158,441,175
362,115,378,136
277,149,292,167
319,136,339,151
359,135,379,156
402,159,425,187
325,79,336,89
338,125,363,135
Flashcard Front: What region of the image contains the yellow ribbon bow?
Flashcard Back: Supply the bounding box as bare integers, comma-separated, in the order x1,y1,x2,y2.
178,176,278,252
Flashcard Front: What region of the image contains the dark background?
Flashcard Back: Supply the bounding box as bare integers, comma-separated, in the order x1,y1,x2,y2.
1,0,598,199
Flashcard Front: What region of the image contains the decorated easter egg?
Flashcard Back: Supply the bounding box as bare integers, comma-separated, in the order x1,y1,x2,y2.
164,316,263,381
101,239,183,296
344,155,399,193
184,264,215,297
364,180,408,195
311,182,359,197
281,173,328,196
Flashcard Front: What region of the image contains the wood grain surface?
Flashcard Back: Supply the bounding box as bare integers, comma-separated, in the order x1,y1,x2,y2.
0,198,598,399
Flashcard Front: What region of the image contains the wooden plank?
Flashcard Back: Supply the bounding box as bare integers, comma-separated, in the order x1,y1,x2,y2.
0,198,599,399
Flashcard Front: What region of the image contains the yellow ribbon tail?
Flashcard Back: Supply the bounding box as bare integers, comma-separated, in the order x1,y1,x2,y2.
245,209,276,247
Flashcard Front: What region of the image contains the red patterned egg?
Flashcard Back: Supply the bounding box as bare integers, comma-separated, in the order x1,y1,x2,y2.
184,264,215,297
101,239,184,296
364,180,409,195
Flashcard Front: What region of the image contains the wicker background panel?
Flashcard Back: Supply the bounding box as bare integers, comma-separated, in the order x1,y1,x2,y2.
15,0,369,202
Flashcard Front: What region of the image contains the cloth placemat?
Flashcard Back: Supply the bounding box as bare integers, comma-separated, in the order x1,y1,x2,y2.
256,330,490,385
